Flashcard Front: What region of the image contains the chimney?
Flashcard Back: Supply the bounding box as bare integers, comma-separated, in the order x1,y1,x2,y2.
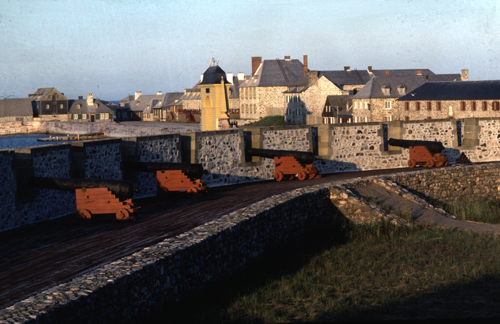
252,56,262,76
383,71,390,76
200,74,204,82
344,66,350,72
461,69,469,81
303,55,308,74
86,93,93,106
415,70,422,75
426,75,429,82
368,66,373,73
157,91,162,95
227,72,233,83
135,91,142,100
78,96,83,100
284,56,291,60
237,72,245,80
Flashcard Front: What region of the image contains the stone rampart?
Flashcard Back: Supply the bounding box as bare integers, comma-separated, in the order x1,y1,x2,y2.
4,163,500,323
3,117,500,232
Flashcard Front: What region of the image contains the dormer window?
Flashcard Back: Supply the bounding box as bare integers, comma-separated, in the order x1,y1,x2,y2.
398,85,406,95
77,104,82,109
382,85,391,96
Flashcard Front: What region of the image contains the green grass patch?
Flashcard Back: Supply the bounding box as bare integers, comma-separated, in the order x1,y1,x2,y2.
244,115,285,127
142,220,500,323
444,199,500,224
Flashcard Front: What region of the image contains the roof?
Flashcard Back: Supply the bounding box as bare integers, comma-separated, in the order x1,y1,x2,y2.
319,69,436,87
28,88,67,101
398,80,500,101
241,59,304,87
323,95,353,117
152,92,183,109
351,74,458,99
68,99,113,114
0,98,35,117
180,81,201,101
129,94,164,112
199,65,230,85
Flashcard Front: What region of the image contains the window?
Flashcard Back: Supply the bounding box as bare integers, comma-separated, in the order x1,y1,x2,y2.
494,102,500,111
405,116,410,121
427,102,432,111
365,116,368,122
472,102,476,111
382,85,390,96
330,117,334,124
96,113,100,120
483,101,487,111
405,102,409,111
437,102,441,111
416,102,421,111
365,102,369,110
398,86,406,95
354,102,358,109
461,101,466,111
384,101,392,109
385,116,392,122
59,104,64,109
46,104,50,109
78,114,82,120
205,88,210,93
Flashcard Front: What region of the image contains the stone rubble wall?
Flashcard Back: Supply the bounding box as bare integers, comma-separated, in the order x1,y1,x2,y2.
1,183,337,324
0,121,40,135
387,163,500,204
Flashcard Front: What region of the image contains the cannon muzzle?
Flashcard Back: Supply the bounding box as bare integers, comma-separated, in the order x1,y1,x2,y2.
388,138,445,153
121,161,205,179
246,148,316,164
30,177,137,199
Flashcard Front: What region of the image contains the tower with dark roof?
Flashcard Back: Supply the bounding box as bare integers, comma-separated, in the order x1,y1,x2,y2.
198,61,232,131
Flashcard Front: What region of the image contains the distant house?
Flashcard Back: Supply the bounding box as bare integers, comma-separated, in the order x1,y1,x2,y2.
351,70,465,122
28,88,69,121
397,80,500,121
322,96,353,124
151,92,183,122
68,94,114,122
0,98,36,122
116,95,135,121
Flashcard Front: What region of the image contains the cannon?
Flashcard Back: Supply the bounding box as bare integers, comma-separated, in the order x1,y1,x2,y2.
121,161,208,194
246,148,321,182
388,138,449,168
31,177,140,221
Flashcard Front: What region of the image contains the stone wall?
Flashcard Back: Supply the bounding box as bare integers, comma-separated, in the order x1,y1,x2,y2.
0,121,39,135
387,163,500,204
1,183,337,324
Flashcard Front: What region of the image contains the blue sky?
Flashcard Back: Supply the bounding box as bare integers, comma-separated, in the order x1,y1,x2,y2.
1,0,499,100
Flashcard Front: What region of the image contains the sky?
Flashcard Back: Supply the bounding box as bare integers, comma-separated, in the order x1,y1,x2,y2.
1,0,499,100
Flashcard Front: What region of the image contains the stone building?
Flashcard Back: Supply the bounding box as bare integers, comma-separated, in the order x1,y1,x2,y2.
198,64,232,131
28,88,69,121
150,92,183,122
239,56,305,120
397,80,500,120
351,70,464,122
68,94,114,122
321,95,353,124
0,98,36,122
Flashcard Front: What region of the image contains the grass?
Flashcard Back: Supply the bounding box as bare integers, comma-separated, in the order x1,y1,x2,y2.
142,219,500,323
444,199,500,224
244,116,285,127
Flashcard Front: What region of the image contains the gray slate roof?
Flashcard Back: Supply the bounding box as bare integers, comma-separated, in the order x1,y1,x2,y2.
180,81,201,101
152,92,183,109
397,80,500,101
319,69,435,86
68,99,113,114
352,73,459,99
130,94,164,113
241,59,304,88
0,98,35,117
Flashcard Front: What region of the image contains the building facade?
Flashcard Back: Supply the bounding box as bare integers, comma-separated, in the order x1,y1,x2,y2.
28,88,69,121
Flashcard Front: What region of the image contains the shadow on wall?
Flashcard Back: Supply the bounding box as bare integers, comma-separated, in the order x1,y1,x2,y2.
314,159,360,174
284,100,308,125
202,172,272,188
442,148,461,164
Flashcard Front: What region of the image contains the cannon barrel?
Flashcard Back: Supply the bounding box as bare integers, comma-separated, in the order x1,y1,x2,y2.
121,161,205,179
388,138,445,153
246,148,316,164
30,177,137,199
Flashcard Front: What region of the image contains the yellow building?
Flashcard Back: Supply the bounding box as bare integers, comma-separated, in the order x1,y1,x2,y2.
198,63,232,131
